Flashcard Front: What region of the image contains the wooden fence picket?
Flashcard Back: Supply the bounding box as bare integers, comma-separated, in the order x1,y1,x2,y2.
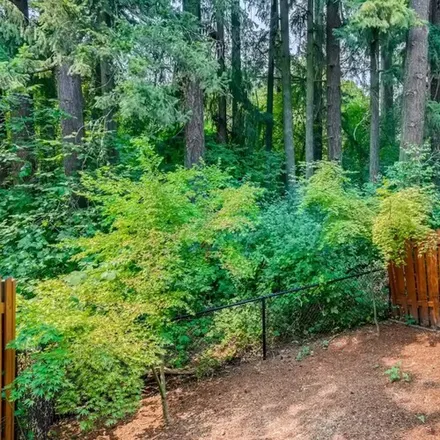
0,278,16,440
389,236,440,328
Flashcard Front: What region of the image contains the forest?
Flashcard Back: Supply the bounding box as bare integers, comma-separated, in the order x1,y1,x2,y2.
2,0,440,435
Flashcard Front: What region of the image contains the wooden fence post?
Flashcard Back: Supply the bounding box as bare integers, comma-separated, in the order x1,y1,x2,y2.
0,278,16,440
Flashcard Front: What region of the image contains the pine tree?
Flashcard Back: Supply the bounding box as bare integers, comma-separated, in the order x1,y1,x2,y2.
369,28,380,181
305,0,315,177
231,0,242,142
326,0,342,162
216,7,228,144
10,0,34,179
280,0,295,183
313,0,325,162
400,0,430,159
265,0,278,152
183,0,206,167
57,62,85,176
381,38,396,151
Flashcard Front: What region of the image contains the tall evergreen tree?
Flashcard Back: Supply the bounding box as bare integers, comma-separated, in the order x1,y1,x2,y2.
400,0,430,159
430,0,440,152
305,0,315,177
265,0,278,152
231,0,242,142
10,0,33,179
99,7,118,163
326,0,342,162
216,7,228,144
57,62,85,176
183,0,205,167
280,0,295,183
313,0,325,162
369,28,380,181
381,38,396,151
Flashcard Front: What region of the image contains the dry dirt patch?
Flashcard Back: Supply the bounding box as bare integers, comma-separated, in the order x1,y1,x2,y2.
81,323,440,439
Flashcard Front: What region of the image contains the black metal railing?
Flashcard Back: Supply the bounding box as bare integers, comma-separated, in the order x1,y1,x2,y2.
172,269,388,363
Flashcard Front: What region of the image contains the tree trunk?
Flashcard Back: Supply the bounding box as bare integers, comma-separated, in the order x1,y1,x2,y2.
183,0,205,167
231,0,242,141
98,8,118,163
265,0,278,152
400,0,430,160
11,0,34,179
216,9,228,144
430,0,440,152
184,79,205,167
0,91,5,144
280,0,295,185
11,0,28,18
151,361,171,425
326,0,342,162
305,0,315,178
369,30,380,181
381,38,396,150
100,56,118,162
100,58,116,133
57,62,85,176
313,0,325,162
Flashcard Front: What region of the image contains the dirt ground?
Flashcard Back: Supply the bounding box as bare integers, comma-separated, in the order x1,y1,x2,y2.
75,322,440,439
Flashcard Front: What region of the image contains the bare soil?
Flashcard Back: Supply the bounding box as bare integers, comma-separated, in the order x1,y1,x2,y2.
71,323,440,439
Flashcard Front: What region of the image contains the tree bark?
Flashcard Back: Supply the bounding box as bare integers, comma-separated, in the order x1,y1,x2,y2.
57,62,85,176
369,30,380,181
151,362,171,425
381,38,396,150
97,8,118,163
280,0,295,185
231,0,242,141
183,0,205,167
11,0,34,179
100,58,116,133
305,0,315,178
265,0,278,152
400,0,430,160
430,0,440,152
100,56,118,162
0,91,5,144
313,0,325,162
216,9,228,144
184,79,205,167
326,0,342,162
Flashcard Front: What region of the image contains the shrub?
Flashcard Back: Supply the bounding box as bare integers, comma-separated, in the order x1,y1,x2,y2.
14,161,261,427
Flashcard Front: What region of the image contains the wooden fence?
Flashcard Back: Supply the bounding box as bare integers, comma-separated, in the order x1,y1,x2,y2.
0,278,16,440
388,240,440,327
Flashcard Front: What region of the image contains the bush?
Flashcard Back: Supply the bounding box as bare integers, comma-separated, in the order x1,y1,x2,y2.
13,157,438,431
14,161,261,427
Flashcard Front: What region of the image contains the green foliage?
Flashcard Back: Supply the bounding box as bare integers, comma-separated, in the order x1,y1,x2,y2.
372,146,439,263
15,159,261,427
372,187,435,264
341,81,370,183
11,155,435,431
193,306,261,376
384,362,411,383
2,0,439,434
350,0,415,33
205,141,285,198
0,176,99,294
301,162,374,247
296,345,312,361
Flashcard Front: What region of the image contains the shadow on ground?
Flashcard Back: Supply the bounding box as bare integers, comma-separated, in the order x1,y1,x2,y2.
93,323,440,440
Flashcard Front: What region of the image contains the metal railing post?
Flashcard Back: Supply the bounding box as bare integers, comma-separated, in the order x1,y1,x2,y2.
262,298,267,360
